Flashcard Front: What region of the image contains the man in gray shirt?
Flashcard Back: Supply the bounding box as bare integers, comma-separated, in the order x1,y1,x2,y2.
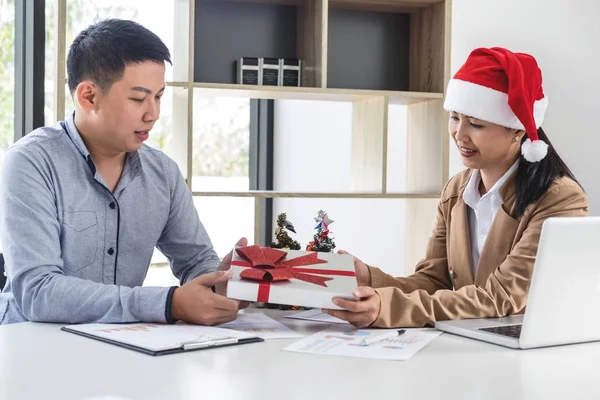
0,19,245,325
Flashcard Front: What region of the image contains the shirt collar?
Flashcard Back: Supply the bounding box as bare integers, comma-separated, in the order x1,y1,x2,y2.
64,112,92,161
63,112,142,178
463,160,519,210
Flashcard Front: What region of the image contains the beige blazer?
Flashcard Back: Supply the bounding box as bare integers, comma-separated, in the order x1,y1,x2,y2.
369,169,588,328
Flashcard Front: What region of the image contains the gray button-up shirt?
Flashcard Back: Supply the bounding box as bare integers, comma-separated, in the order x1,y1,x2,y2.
0,113,219,324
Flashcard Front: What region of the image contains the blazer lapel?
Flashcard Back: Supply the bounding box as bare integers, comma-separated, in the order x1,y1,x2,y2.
474,172,520,286
449,198,475,288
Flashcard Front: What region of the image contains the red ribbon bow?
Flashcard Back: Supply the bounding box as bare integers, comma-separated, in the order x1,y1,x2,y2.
231,245,356,303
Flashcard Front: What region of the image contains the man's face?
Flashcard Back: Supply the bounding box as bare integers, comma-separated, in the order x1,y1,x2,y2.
91,61,166,154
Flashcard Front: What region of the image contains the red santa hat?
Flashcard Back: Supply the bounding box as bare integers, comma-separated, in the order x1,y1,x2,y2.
443,47,549,162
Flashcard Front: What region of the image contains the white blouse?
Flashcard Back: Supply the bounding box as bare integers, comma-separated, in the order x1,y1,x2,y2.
462,161,519,275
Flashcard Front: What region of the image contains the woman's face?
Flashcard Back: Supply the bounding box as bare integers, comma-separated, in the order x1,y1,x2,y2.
449,111,523,172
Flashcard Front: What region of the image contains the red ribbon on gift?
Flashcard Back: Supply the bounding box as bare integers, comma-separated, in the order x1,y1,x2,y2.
231,245,356,302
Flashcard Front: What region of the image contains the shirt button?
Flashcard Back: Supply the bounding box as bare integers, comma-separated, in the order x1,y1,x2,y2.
107,248,115,255
109,202,116,209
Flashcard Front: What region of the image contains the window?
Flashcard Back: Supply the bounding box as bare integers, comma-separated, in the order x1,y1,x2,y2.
0,0,15,252
0,0,15,163
192,95,253,258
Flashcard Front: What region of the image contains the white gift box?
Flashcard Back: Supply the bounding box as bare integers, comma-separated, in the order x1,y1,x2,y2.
226,246,357,310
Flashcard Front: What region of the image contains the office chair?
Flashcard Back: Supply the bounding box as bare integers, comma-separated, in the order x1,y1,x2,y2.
0,253,5,292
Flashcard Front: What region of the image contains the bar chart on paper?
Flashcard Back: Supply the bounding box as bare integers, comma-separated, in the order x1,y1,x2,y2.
284,325,442,361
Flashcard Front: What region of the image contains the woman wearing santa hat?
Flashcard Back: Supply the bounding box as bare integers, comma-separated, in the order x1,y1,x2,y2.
326,47,589,328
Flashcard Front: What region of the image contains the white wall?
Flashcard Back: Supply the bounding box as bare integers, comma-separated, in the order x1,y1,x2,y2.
450,0,600,214
272,100,410,276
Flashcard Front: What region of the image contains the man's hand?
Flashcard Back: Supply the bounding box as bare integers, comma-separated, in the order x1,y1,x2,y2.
171,270,242,325
214,237,250,310
323,286,381,328
338,250,371,287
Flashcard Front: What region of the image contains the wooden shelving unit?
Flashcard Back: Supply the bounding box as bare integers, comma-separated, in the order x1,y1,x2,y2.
171,0,451,192
163,0,453,264
167,82,443,104
190,191,442,198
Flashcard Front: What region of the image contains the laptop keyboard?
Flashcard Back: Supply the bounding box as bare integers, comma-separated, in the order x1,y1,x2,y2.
479,324,522,338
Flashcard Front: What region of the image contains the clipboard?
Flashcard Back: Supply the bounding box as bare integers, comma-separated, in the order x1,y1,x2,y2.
61,322,264,356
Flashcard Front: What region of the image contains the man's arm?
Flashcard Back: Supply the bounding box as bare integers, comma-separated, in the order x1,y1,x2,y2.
155,156,220,285
0,145,170,323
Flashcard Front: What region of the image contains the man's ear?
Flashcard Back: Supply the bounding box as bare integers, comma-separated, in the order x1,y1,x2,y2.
75,81,100,111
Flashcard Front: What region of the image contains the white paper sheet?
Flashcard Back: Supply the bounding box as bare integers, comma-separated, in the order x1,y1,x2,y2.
284,309,347,324
218,312,303,340
284,325,442,361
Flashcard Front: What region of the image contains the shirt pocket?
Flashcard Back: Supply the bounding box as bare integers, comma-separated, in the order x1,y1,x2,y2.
62,211,98,272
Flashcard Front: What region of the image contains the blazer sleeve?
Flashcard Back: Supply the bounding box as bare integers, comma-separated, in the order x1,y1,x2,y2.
372,179,588,328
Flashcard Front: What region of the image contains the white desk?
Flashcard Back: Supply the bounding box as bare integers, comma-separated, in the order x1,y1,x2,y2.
1,309,599,400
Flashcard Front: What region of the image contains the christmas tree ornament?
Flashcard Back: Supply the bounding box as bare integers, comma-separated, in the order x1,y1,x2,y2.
270,212,301,250
306,210,336,253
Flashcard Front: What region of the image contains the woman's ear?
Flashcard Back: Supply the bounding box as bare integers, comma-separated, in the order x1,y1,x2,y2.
509,129,525,142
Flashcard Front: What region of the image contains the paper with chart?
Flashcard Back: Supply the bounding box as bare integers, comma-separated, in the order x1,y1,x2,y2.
284,325,442,361
218,312,302,339
284,309,347,324
63,323,257,352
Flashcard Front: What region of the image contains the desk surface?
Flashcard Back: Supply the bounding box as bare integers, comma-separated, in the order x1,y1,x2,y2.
1,309,599,400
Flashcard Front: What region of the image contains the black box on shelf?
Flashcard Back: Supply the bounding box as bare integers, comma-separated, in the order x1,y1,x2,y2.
280,58,301,87
237,57,261,85
261,57,280,86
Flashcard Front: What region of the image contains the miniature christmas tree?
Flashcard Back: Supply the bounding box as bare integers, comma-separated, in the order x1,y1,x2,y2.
306,210,336,253
269,212,301,250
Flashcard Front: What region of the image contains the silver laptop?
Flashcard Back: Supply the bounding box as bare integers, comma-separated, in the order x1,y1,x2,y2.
435,216,600,349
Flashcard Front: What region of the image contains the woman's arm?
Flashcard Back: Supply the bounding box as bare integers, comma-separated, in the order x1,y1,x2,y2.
373,179,587,328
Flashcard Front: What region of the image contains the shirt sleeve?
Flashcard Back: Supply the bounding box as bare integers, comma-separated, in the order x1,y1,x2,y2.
0,145,171,323
155,156,220,285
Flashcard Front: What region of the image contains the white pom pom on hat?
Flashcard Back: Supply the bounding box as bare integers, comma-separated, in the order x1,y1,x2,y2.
443,47,549,162
521,138,548,163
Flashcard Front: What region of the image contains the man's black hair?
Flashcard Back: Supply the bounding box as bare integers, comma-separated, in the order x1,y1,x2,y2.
67,18,171,93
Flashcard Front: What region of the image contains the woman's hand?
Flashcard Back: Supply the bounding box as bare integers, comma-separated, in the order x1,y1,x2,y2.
324,286,381,328
337,250,371,287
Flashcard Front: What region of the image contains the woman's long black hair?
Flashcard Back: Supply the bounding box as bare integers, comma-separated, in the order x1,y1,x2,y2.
514,128,582,217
